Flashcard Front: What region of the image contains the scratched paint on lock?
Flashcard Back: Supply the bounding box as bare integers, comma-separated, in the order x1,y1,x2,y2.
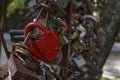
24,22,61,62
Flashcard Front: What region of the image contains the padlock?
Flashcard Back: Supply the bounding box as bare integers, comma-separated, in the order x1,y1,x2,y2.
8,54,39,80
24,22,61,62
90,42,97,52
58,27,69,45
61,34,69,45
71,53,90,79
71,37,85,52
72,55,86,69
48,18,69,45
70,31,78,40
84,15,97,22
77,49,102,74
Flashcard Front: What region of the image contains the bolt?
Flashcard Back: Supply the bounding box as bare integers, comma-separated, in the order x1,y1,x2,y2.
56,48,58,50
56,47,61,50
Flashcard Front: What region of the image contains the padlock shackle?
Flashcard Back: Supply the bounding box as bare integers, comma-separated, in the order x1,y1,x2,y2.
62,21,68,31
24,22,47,37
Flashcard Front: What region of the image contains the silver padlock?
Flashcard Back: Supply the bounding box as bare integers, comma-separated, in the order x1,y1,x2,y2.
61,34,70,45
72,55,86,68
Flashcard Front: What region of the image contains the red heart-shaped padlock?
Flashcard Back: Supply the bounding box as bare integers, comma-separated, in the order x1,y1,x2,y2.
24,22,61,62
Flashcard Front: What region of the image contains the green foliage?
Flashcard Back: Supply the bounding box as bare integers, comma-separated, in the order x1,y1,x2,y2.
7,0,29,17
4,0,31,30
4,0,111,30
102,77,110,80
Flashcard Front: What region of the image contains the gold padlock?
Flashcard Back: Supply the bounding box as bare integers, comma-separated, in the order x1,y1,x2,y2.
70,31,78,40
8,54,39,80
72,41,81,50
90,42,96,52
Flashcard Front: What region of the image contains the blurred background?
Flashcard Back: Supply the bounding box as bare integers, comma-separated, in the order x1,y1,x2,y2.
0,0,120,80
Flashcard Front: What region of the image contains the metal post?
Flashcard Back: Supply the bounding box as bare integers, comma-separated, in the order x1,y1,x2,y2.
60,1,72,80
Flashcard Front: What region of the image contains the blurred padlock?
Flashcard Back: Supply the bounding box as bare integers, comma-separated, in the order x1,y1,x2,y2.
90,42,97,52
24,22,61,62
72,55,87,69
58,27,69,45
61,34,69,45
72,41,81,51
8,54,39,80
48,18,69,45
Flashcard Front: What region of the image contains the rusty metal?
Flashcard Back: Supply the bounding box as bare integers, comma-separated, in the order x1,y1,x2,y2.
22,0,65,63
39,0,66,18
8,54,39,80
11,43,41,72
59,1,72,80
23,1,45,45
0,0,104,80
23,0,48,46
12,43,34,62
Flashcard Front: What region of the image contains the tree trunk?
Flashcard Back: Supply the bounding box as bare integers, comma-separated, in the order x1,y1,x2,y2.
98,0,120,68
